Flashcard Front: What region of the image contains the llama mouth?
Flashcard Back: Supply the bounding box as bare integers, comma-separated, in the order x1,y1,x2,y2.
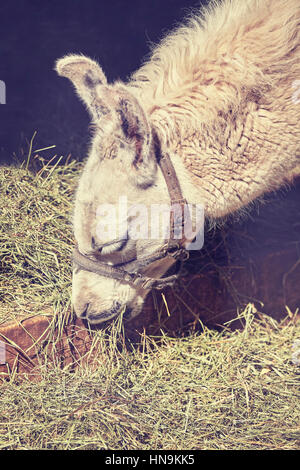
86,301,123,324
87,311,119,324
123,307,133,320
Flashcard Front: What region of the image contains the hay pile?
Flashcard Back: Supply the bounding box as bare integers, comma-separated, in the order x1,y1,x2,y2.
0,157,80,324
0,307,299,450
0,157,299,450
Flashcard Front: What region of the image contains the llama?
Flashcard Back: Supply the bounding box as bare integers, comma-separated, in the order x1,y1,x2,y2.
55,0,300,324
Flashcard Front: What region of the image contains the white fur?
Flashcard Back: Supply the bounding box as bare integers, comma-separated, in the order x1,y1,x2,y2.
55,0,300,323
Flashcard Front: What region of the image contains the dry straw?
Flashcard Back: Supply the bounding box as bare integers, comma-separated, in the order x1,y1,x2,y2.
0,306,299,450
0,154,299,449
0,154,79,325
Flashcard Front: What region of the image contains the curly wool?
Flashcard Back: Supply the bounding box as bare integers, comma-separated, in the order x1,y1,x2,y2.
128,0,300,217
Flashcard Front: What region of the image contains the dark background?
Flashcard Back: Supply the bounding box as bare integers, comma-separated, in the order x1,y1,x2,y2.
0,0,207,164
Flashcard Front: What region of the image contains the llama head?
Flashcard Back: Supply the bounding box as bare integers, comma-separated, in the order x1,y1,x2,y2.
55,54,172,324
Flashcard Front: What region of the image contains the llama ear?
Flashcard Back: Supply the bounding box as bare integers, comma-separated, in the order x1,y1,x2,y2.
55,54,111,120
114,87,155,176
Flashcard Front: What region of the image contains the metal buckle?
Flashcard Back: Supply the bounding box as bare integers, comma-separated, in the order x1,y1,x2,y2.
169,247,190,262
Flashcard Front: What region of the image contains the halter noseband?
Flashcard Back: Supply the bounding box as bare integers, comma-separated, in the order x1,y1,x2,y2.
73,146,191,290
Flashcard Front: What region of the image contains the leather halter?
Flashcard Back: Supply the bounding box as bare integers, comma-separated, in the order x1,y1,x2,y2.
73,146,191,290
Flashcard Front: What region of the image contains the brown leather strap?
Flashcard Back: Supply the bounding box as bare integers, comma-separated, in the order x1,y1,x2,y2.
159,152,186,206
158,151,190,243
